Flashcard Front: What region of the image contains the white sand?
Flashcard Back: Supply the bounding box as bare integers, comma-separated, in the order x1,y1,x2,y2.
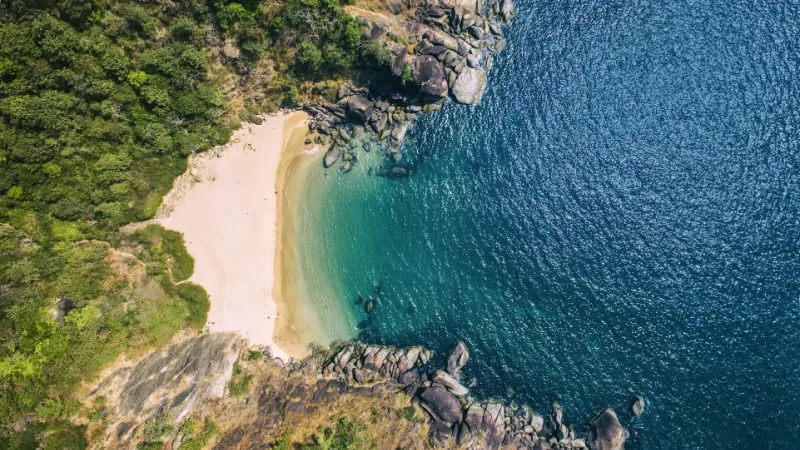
160,112,307,361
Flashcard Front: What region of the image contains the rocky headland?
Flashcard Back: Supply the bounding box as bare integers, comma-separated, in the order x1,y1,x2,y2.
88,333,631,449
303,0,516,176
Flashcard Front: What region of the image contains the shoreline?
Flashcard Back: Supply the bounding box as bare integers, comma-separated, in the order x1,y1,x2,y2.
271,114,333,357
158,111,315,360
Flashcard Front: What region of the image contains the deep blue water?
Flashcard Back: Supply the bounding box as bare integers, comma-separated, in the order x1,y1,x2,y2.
299,0,800,447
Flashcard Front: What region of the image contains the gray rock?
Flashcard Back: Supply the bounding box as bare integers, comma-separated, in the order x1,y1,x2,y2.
531,412,544,432
451,67,487,104
337,84,352,100
500,0,515,23
337,127,352,142
346,95,374,123
371,113,388,133
446,341,470,376
391,45,408,77
385,0,408,14
552,403,564,425
428,29,460,51
631,396,645,416
391,123,409,143
323,145,341,168
587,409,627,450
432,370,469,396
417,385,463,425
468,25,484,39
467,53,481,68
454,0,483,13
413,55,448,97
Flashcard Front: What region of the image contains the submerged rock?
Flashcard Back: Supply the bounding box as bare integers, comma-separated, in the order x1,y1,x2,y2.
631,395,645,416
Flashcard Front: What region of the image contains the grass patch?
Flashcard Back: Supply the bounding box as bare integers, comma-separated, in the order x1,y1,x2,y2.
228,363,253,397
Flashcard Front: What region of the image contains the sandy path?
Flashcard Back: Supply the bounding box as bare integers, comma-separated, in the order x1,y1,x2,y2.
160,112,309,360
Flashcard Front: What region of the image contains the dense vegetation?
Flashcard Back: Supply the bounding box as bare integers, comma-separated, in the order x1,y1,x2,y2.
0,0,388,446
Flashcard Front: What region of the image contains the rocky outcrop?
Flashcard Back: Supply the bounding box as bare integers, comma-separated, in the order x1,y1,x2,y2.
322,341,628,450
304,0,514,173
91,332,243,446
587,409,627,450
92,334,628,449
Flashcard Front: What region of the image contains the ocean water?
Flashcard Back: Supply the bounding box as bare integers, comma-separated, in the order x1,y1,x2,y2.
295,0,800,447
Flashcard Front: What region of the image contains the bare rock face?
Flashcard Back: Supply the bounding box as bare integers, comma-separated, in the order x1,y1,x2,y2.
413,55,449,97
446,341,470,376
91,332,244,444
587,408,627,450
451,67,487,104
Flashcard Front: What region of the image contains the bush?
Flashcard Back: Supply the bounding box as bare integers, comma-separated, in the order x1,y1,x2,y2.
398,406,415,420
177,282,210,329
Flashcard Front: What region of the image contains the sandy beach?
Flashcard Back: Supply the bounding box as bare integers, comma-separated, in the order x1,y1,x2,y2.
159,112,314,360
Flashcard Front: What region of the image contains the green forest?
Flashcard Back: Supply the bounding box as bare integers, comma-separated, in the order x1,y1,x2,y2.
0,0,388,446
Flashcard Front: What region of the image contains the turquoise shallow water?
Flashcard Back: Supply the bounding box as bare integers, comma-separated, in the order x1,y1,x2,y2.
296,0,800,447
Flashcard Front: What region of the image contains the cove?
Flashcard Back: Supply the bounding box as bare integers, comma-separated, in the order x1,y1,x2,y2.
293,0,800,447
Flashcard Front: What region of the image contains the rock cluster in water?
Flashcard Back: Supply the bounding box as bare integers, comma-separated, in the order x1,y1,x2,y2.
305,0,515,175
323,341,630,450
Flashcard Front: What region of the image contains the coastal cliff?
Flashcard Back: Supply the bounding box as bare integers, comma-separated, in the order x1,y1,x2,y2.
89,334,629,450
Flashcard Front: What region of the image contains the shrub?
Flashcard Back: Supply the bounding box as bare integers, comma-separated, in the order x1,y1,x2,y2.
177,282,210,329
399,406,415,420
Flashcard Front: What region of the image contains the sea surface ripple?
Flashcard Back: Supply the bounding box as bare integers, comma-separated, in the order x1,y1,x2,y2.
298,0,800,447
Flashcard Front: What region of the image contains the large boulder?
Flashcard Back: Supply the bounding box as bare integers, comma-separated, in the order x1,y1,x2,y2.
417,385,462,425
500,0,515,23
450,67,487,104
346,95,374,123
446,341,470,376
413,55,448,97
587,409,627,450
323,145,341,168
